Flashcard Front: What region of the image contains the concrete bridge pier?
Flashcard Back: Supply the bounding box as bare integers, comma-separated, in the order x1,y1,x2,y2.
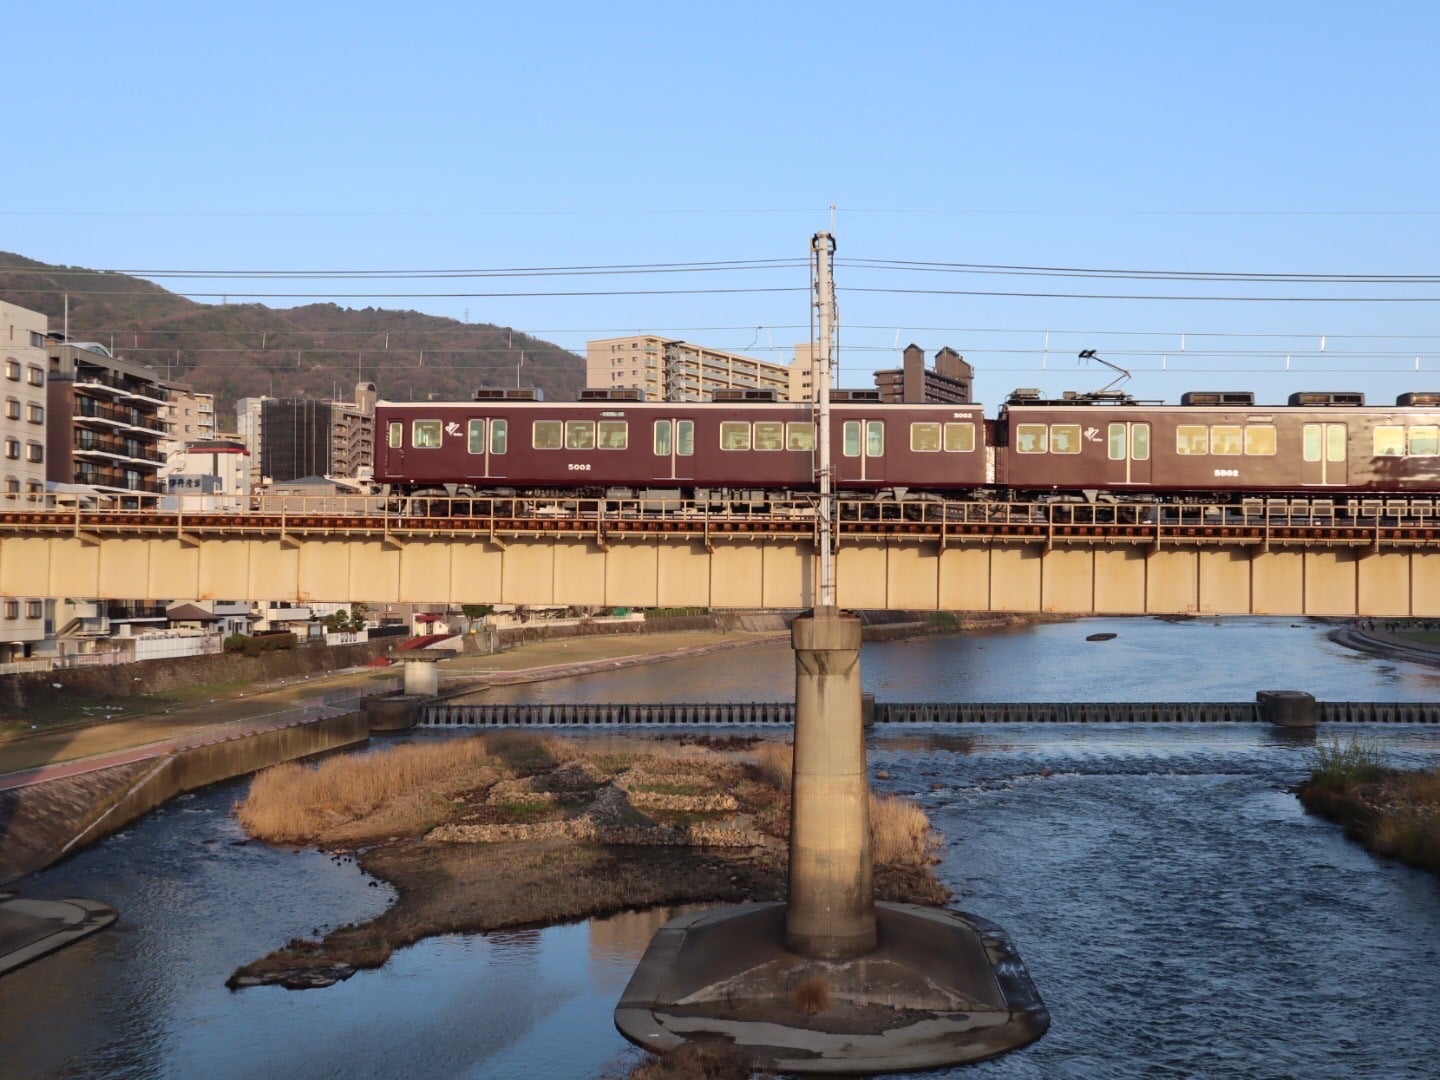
785,608,876,958
615,607,1050,1073
402,653,443,697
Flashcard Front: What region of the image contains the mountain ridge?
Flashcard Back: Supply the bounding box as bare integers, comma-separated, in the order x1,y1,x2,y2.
0,253,586,424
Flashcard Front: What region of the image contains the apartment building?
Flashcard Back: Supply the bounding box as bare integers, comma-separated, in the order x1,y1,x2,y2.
162,384,216,444
586,335,817,402
245,381,376,485
874,344,974,404
46,338,169,495
1,300,52,661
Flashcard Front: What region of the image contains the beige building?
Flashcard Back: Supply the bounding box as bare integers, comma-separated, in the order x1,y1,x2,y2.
0,300,52,661
586,335,819,402
874,344,974,404
162,384,216,444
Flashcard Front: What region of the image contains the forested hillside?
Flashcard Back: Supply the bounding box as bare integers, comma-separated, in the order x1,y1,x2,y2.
0,253,585,423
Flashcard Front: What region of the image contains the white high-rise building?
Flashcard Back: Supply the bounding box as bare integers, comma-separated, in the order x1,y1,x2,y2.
0,300,52,661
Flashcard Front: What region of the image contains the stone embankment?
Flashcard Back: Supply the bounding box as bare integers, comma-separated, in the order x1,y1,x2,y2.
1326,623,1440,669
428,761,775,849
0,711,369,884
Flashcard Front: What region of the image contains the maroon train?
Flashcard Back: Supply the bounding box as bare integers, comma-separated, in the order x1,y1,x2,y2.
372,386,1440,512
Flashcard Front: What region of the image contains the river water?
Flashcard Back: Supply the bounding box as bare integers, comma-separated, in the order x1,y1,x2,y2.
4,617,1440,1078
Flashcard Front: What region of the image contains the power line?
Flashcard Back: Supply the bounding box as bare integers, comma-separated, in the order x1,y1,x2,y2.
841,258,1440,284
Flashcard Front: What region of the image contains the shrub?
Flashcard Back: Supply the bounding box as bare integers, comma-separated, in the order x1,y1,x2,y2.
223,633,248,653
1307,735,1388,792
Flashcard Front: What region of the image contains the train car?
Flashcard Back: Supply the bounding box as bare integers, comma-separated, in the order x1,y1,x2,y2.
373,390,988,506
996,389,1440,508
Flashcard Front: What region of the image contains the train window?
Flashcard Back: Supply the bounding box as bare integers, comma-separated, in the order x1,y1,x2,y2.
1133,424,1150,460
566,421,596,450
1176,425,1208,455
721,421,751,451
387,422,403,449
597,421,627,450
1409,426,1439,456
1244,425,1275,455
1303,426,1321,462
753,422,784,451
910,423,941,452
1050,424,1081,454
654,420,671,456
866,421,884,457
1108,424,1126,460
787,422,815,451
842,421,862,457
491,419,508,454
1211,426,1242,456
533,420,563,450
467,419,486,454
677,420,694,456
412,420,443,449
1375,426,1406,456
1015,424,1047,454
944,422,975,452
1328,425,1346,462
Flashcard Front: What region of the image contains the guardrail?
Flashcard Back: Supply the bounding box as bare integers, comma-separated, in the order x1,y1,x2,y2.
6,493,1440,549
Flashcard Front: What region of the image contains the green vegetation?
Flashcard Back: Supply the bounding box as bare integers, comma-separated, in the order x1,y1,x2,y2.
1299,737,1440,876
322,606,367,633
497,798,553,820
1305,735,1387,792
629,781,711,796
224,632,298,656
1391,630,1440,647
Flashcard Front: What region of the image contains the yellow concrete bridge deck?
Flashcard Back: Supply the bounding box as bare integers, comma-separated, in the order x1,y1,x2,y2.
6,496,1440,615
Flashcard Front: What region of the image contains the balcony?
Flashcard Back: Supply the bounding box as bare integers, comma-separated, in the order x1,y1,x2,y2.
75,370,169,406
75,397,167,434
74,433,163,464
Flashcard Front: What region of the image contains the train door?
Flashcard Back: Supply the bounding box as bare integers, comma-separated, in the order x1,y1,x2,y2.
1106,421,1151,485
463,417,508,479
652,418,695,484
837,418,886,484
1302,422,1348,486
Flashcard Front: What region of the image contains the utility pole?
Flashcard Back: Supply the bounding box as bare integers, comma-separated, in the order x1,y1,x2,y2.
811,231,837,610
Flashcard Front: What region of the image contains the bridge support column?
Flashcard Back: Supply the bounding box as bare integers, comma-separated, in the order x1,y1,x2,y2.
403,656,441,697
785,607,876,959
616,603,1048,1072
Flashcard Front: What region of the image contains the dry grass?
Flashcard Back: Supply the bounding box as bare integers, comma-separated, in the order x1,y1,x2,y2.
746,741,939,866
791,974,832,1016
869,792,938,866
237,736,506,843
750,740,793,793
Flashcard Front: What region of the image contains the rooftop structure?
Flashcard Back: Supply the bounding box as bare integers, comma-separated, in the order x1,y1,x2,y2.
874,344,974,404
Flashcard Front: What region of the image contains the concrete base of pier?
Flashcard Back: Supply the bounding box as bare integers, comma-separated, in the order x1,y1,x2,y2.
0,893,117,975
615,901,1048,1074
364,694,422,731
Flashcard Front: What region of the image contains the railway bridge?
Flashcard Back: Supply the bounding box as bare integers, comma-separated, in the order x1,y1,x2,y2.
5,495,1440,616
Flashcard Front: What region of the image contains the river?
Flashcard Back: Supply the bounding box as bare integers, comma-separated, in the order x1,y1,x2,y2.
3,617,1440,1078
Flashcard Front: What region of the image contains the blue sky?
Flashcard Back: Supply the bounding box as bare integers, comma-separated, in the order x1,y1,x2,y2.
6,1,1439,408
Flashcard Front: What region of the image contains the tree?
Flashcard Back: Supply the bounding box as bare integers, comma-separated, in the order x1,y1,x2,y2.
462,604,494,633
